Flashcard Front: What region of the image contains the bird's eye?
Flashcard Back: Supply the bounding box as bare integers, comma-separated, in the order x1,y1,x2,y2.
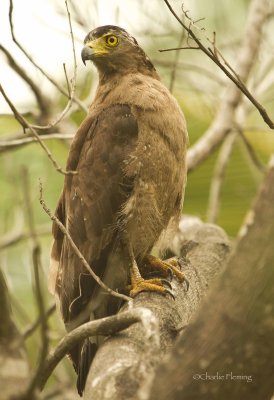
106,35,118,47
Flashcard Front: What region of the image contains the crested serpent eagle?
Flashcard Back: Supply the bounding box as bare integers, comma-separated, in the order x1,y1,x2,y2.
50,25,188,395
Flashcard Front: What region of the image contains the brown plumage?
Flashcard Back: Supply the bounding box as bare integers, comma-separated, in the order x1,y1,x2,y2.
50,25,188,395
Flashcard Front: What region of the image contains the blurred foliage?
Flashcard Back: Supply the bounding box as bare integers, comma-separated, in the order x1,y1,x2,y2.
0,0,274,397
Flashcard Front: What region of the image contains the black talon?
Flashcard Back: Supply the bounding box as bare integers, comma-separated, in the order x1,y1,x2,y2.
167,267,173,281
160,278,172,289
146,271,172,281
184,277,190,292
165,288,175,300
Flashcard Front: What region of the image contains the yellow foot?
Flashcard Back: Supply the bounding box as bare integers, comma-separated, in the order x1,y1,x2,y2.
142,255,185,283
130,277,170,298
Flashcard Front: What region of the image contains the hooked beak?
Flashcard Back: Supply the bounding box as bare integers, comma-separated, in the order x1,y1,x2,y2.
81,45,95,65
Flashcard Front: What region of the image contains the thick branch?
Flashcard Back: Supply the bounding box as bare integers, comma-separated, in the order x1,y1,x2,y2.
83,218,230,400
39,307,157,390
150,156,274,400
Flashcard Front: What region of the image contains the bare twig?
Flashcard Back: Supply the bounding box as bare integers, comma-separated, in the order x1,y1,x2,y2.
0,269,30,399
0,85,28,128
39,180,131,303
238,129,266,173
8,0,87,113
63,63,71,97
154,59,225,85
20,167,49,400
207,95,266,223
159,46,199,52
163,0,274,129
0,268,16,341
169,29,185,93
0,44,51,118
209,45,243,83
58,0,91,30
23,248,49,399
0,84,76,175
185,0,271,172
38,307,153,390
206,131,238,223
0,133,74,152
23,304,56,340
206,123,265,225
30,0,79,130
10,295,33,325
21,167,38,242
0,223,51,250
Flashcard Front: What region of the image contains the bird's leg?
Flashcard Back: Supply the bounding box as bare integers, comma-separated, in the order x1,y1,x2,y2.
130,258,170,297
123,239,173,298
141,255,185,283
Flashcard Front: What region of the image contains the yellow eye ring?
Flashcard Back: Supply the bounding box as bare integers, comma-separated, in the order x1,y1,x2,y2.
106,35,118,47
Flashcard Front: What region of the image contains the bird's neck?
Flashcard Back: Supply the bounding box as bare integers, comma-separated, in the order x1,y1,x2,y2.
97,67,159,85
90,68,161,113
95,53,160,85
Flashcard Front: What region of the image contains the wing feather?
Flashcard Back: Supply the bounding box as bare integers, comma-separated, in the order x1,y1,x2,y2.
50,104,138,323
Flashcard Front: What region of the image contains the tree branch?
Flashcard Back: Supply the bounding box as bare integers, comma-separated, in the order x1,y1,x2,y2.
0,44,51,119
0,269,30,399
238,129,266,173
163,0,273,129
0,223,51,250
154,59,225,85
0,133,74,152
0,84,76,175
30,0,79,130
39,307,157,391
150,156,274,400
23,304,56,340
83,217,230,400
168,30,185,93
186,0,271,172
206,130,238,223
8,0,87,113
16,168,50,400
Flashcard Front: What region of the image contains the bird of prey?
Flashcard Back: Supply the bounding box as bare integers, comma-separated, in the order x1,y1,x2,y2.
50,25,188,395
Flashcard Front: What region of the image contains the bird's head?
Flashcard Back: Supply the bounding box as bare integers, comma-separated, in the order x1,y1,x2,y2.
81,25,156,76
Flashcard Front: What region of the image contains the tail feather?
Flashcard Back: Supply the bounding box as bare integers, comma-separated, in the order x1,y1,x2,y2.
76,339,98,396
